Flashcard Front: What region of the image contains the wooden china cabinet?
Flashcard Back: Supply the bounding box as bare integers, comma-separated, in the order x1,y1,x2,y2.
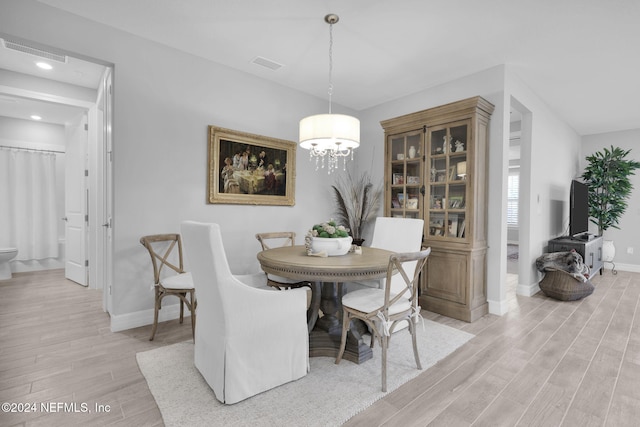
381,96,494,322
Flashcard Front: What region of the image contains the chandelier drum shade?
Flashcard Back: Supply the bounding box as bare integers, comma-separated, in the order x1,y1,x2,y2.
299,14,360,174
299,113,360,151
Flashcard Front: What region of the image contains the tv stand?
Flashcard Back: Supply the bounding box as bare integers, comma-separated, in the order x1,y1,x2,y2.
548,235,603,279
572,233,594,241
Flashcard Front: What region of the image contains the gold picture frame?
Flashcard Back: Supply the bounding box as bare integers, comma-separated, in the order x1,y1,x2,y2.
208,126,296,205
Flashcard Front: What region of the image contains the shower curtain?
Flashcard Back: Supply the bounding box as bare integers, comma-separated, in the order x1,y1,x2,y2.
0,147,59,260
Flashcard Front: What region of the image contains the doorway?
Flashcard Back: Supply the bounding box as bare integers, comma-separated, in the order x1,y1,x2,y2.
509,96,533,296
507,108,521,281
0,34,114,312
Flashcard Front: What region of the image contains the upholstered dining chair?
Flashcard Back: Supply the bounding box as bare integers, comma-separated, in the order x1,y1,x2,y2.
139,234,196,341
345,217,424,295
335,247,431,392
255,232,310,290
181,221,309,404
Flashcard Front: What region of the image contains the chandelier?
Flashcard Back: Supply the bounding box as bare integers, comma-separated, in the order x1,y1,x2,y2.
299,14,360,174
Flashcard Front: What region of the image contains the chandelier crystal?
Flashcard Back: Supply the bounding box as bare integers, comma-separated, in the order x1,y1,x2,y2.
299,14,360,174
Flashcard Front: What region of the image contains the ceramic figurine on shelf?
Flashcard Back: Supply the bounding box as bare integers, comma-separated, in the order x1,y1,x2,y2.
442,135,451,153
454,140,464,152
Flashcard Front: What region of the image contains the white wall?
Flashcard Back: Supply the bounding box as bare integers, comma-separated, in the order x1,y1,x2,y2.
0,0,346,329
582,129,640,272
0,115,66,148
104,20,347,323
1,0,607,326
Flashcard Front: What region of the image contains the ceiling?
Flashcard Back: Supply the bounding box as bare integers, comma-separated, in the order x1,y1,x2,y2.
1,0,639,135
0,37,106,125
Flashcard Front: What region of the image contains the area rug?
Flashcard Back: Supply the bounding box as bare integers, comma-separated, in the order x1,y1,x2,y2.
136,320,473,427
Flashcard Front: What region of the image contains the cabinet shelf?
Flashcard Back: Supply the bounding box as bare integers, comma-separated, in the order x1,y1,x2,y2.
449,151,467,157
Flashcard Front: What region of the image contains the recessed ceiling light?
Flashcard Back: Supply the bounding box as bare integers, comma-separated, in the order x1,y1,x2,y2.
36,62,53,70
30,115,42,121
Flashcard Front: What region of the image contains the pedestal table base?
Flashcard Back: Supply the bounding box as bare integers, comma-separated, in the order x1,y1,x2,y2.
307,281,372,364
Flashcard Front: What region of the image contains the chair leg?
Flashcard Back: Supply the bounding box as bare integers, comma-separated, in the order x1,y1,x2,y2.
381,334,388,392
335,309,351,364
409,321,422,370
149,287,161,341
179,293,185,324
190,291,196,342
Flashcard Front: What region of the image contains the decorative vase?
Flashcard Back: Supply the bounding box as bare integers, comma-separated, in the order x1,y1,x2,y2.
408,146,416,159
602,239,615,262
352,238,365,247
310,236,352,256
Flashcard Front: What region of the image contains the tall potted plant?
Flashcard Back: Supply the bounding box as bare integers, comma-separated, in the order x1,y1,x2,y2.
331,172,382,246
581,145,640,261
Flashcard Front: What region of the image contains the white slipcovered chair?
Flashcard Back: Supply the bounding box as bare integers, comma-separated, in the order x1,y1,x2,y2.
180,221,309,404
345,217,424,294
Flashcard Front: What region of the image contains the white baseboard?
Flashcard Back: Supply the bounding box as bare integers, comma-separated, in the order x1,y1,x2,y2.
110,303,191,332
604,262,640,273
487,298,509,316
517,282,540,297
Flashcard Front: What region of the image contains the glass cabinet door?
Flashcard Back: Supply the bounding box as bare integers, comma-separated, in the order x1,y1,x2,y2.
388,130,423,219
427,122,469,241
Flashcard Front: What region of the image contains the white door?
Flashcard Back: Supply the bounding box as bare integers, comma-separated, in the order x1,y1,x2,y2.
65,113,88,286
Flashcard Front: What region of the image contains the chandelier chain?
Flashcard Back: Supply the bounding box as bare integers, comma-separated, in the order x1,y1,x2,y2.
299,13,359,175
328,20,333,114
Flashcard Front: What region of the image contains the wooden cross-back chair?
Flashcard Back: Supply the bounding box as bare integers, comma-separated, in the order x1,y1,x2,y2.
140,233,196,341
335,247,431,392
255,232,310,290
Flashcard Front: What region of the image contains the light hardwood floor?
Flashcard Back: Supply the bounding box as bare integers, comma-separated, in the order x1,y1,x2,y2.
1,268,638,426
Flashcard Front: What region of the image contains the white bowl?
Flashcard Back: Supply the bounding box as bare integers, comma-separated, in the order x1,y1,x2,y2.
310,236,353,256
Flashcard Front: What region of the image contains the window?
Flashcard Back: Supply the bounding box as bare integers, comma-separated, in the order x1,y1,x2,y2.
507,171,519,226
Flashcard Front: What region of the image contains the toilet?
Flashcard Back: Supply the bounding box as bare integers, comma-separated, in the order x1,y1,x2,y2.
0,248,18,280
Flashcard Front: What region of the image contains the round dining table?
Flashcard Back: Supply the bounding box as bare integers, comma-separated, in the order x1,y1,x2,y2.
257,245,393,364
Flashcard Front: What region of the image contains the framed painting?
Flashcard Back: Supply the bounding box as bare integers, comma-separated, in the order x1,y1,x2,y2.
208,126,296,205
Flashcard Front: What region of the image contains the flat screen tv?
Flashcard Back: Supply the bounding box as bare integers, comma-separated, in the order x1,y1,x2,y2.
570,179,590,238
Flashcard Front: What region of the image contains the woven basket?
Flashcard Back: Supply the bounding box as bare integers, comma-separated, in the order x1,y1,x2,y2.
539,269,594,301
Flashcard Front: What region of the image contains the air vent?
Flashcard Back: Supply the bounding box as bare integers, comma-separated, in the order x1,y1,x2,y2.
1,38,67,63
251,56,283,71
